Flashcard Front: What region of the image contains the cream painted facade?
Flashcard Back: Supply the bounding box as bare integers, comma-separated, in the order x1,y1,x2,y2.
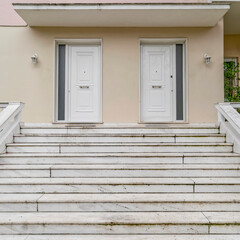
0,20,224,123
225,35,240,63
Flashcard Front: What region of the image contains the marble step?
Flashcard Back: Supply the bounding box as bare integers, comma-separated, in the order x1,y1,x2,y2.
0,212,239,234
0,178,195,193
0,164,239,178
6,142,233,153
1,193,240,212
50,164,240,178
20,123,219,128
14,133,226,143
192,178,240,193
20,123,219,135
1,153,240,165
1,235,240,240
1,177,240,193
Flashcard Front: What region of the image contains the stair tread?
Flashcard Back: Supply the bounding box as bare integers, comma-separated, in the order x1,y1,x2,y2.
0,212,210,224
2,152,240,157
0,164,239,170
1,193,240,203
51,164,240,170
36,193,240,203
1,212,240,225
7,142,232,146
2,235,240,240
192,178,240,184
0,177,194,184
20,123,219,129
1,177,240,185
15,133,225,137
0,194,42,202
204,212,240,223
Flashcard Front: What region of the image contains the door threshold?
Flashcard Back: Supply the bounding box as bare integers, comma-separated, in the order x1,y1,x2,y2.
53,122,104,125
138,121,187,124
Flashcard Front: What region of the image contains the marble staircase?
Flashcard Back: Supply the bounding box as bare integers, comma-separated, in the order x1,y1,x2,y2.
0,123,240,239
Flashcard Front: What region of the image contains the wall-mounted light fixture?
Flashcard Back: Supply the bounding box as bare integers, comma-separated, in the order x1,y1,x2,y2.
204,53,211,65
31,54,38,64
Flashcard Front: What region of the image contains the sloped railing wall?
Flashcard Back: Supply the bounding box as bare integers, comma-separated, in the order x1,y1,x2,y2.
216,102,240,153
0,102,24,153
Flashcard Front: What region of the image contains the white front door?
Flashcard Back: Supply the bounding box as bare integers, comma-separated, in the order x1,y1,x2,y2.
68,45,101,122
140,44,174,122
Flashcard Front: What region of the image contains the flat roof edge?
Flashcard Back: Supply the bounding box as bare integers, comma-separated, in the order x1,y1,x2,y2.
13,3,230,10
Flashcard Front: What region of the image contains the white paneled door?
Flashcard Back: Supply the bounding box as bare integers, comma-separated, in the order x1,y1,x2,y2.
141,44,174,122
68,45,101,122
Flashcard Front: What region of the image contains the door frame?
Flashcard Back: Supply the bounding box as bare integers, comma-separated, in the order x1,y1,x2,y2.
54,39,102,123
139,38,188,123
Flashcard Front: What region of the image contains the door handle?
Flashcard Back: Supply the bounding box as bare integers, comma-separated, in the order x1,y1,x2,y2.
152,85,162,88
79,86,89,89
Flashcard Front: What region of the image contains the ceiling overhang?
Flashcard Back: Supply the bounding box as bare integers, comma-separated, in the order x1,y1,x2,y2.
223,2,240,34
13,3,229,27
212,0,240,34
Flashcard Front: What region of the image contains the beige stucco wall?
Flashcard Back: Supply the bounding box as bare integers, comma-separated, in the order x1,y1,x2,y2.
224,34,240,62
0,20,224,123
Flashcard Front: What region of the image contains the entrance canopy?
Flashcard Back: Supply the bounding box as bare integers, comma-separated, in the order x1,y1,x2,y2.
13,2,229,27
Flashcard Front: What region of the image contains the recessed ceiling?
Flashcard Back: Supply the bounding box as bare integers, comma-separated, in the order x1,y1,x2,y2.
224,2,240,34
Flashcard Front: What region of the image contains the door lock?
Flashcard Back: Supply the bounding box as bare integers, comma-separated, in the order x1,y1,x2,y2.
79,86,89,89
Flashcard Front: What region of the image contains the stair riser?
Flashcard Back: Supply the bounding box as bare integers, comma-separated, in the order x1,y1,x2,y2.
0,170,50,178
0,236,26,240
7,146,233,153
196,185,240,193
210,226,240,234
0,184,194,193
177,137,225,143
184,156,240,164
0,203,37,212
1,156,240,165
1,202,239,212
14,136,225,143
21,129,219,134
0,224,209,235
0,170,239,178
